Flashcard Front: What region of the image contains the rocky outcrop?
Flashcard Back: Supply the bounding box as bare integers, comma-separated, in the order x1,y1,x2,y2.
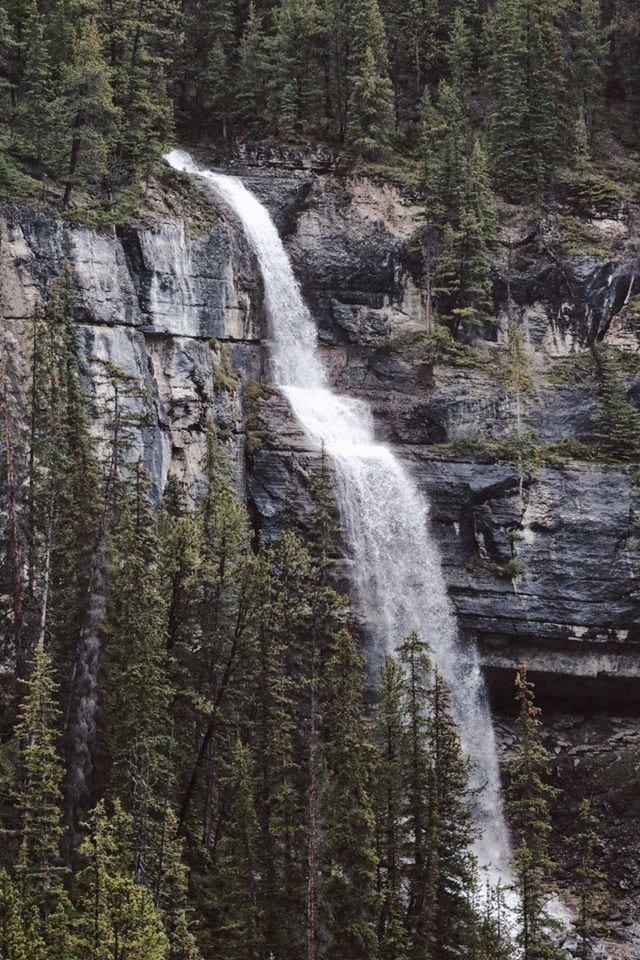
0,196,265,500
2,149,639,952
3,160,637,696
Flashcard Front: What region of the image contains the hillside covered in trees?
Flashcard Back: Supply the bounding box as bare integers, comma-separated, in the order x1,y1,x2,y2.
1,1,639,959
1,0,639,213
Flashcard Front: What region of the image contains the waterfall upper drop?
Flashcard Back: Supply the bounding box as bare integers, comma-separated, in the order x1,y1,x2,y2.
164,148,513,881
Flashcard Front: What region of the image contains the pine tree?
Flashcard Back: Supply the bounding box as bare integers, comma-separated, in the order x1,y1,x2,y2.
487,0,528,197
447,10,472,103
398,633,433,960
374,656,409,960
175,425,260,832
426,669,478,959
506,666,560,960
100,0,178,186
574,107,591,172
270,0,327,139
572,0,607,134
12,2,59,172
157,811,201,960
435,138,496,337
101,464,171,884
568,800,606,960
61,16,117,208
235,3,270,131
214,739,262,960
321,628,379,960
592,346,640,462
14,641,65,917
344,0,395,156
525,0,568,194
252,536,306,960
0,869,29,960
73,800,168,960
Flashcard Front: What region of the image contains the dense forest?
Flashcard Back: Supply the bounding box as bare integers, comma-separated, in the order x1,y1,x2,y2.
0,0,636,958
0,0,639,213
0,269,610,959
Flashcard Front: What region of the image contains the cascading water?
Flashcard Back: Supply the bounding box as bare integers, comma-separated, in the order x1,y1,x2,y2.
165,148,513,883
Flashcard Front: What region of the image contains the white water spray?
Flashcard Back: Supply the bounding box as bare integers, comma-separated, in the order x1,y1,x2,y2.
165,149,513,883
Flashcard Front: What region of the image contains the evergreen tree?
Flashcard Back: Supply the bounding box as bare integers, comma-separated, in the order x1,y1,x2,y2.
568,799,606,960
0,869,29,960
525,0,567,194
398,633,433,960
593,346,640,462
101,464,171,884
270,0,327,139
348,0,395,155
12,3,59,172
252,534,307,960
572,0,607,134
213,739,262,960
14,641,65,918
157,811,201,960
321,628,379,960
426,669,477,959
435,138,496,337
73,800,168,960
506,666,560,960
374,656,409,960
487,0,528,197
235,3,270,131
61,16,117,208
447,10,473,103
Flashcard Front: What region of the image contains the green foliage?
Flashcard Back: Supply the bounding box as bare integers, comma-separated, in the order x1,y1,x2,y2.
74,801,169,960
487,0,567,200
0,0,637,218
14,642,65,914
507,667,561,960
567,800,607,959
593,347,640,462
0,269,615,959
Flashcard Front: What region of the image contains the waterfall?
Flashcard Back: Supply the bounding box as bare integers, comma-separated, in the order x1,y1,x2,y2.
165,149,513,883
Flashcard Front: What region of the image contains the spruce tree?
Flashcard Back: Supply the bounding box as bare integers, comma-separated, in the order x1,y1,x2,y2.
157,811,201,960
61,16,117,208
593,346,640,462
0,869,29,960
12,3,59,172
435,138,496,337
14,641,65,919
253,535,306,960
568,799,606,960
235,3,270,131
270,0,327,139
73,800,168,960
398,633,433,960
506,666,560,960
101,464,171,884
572,0,607,135
374,656,410,960
487,0,528,197
321,628,379,960
344,0,395,157
426,669,477,959
214,739,262,960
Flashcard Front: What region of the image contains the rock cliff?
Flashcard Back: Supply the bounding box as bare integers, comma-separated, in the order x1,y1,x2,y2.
2,149,640,952
2,149,638,701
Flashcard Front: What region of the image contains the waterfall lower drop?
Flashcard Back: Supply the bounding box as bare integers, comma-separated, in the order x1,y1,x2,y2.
165,149,513,885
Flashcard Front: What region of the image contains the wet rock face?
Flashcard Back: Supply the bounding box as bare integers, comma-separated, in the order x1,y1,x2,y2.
2,160,639,692
0,199,265,502
235,161,640,701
